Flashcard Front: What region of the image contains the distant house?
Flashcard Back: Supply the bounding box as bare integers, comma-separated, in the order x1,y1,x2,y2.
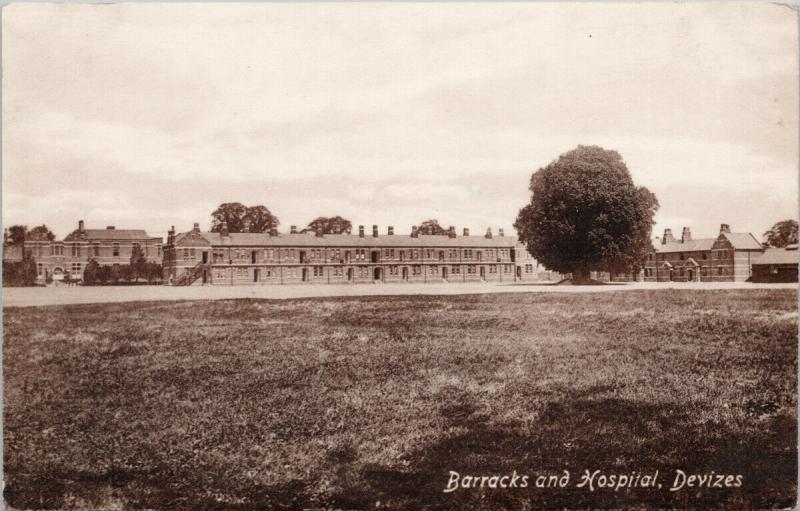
4,220,163,283
751,244,798,283
643,224,763,282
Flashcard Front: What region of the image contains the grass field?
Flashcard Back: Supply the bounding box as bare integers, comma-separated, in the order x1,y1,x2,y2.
3,290,797,510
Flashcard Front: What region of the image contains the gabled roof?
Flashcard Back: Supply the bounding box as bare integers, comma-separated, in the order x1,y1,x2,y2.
721,232,763,250
176,231,519,248
755,246,799,265
63,228,162,242
653,231,762,253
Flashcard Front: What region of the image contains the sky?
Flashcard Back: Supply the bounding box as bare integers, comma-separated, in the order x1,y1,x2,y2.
3,2,798,243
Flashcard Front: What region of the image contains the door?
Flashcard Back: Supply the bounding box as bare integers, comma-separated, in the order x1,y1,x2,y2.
480,266,486,279
373,268,381,280
202,251,208,264
516,267,522,278
688,269,694,282
302,268,309,282
347,268,353,281
442,267,448,280
402,267,408,281
253,269,259,282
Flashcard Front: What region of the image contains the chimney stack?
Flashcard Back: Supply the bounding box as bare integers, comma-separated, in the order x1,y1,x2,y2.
373,225,379,237
221,221,229,237
463,228,470,236
485,228,493,239
681,227,691,243
720,223,731,234
79,220,85,233
192,222,200,233
167,226,176,244
448,226,456,238
411,225,418,238
662,228,675,244
358,225,365,238
499,228,504,237
290,225,297,234
388,226,394,235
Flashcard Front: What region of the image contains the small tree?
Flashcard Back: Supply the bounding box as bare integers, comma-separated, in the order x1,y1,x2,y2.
302,216,352,235
763,219,798,248
83,260,100,286
97,265,111,285
417,219,448,235
110,264,121,284
514,145,658,283
130,245,147,281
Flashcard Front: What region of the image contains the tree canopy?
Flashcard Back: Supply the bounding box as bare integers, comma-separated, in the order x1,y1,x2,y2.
302,216,352,235
514,145,659,282
210,203,279,233
763,219,798,248
416,219,448,236
27,225,56,242
7,225,27,244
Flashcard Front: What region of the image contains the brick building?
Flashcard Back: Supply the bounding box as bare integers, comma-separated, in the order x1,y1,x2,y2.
643,223,763,282
3,220,163,283
163,223,541,285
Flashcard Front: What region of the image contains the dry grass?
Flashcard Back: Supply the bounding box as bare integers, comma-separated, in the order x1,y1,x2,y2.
3,289,797,510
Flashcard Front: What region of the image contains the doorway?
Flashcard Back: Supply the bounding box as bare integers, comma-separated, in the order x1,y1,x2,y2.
302,268,309,282
402,267,409,281
442,267,448,280
373,268,381,280
516,267,522,279
254,269,260,282
688,269,694,282
479,266,486,280
347,268,353,281
202,251,208,264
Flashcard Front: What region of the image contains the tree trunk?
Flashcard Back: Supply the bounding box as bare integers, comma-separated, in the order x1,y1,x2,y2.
573,266,591,284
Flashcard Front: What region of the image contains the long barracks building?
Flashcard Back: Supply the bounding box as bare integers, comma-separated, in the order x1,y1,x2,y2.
163,223,541,285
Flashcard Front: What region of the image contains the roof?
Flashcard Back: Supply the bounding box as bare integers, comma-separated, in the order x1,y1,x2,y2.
655,238,715,253
653,231,762,253
721,232,763,250
63,228,162,242
176,231,519,248
755,246,799,266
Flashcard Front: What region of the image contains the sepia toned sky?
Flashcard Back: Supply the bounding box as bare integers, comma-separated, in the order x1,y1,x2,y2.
3,2,798,242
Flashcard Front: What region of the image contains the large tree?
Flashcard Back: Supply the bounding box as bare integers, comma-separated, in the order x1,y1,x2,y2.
763,219,798,248
302,216,352,235
416,219,448,235
27,225,56,242
514,145,658,283
210,203,279,233
7,225,27,244
130,244,148,281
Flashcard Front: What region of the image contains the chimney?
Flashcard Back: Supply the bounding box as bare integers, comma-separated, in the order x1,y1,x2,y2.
372,225,379,237
662,228,675,244
448,226,456,238
388,226,394,235
106,226,115,230
221,221,229,237
242,218,251,233
411,225,418,238
720,223,731,234
499,228,504,237
485,228,492,239
167,226,176,244
78,220,85,233
681,227,691,243
192,222,200,233
290,225,297,234
463,228,470,237
358,225,365,238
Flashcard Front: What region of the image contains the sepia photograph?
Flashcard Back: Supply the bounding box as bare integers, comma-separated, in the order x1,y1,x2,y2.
2,2,798,509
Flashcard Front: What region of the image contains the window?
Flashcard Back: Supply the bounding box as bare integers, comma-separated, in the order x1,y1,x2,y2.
702,252,707,260
525,264,533,273
37,263,43,276
132,242,141,254
92,243,100,257
718,267,724,275
477,251,483,261
452,266,461,274
313,266,324,277
71,244,80,257
412,265,421,275
112,243,120,257
71,263,82,274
